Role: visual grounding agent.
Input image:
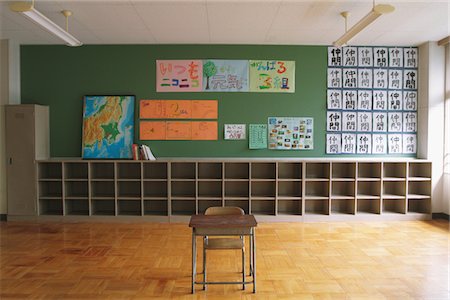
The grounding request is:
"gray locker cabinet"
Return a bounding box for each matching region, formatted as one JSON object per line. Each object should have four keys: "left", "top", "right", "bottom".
{"left": 5, "top": 105, "right": 49, "bottom": 216}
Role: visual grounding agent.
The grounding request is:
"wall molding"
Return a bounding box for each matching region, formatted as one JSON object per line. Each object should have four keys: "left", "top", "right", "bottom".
{"left": 432, "top": 213, "right": 450, "bottom": 221}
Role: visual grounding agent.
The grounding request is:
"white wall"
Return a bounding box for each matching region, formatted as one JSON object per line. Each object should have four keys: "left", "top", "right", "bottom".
{"left": 418, "top": 42, "right": 446, "bottom": 213}
{"left": 0, "top": 39, "right": 21, "bottom": 215}
{"left": 444, "top": 43, "right": 450, "bottom": 215}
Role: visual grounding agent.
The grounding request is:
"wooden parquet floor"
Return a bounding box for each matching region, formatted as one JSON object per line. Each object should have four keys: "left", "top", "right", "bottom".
{"left": 0, "top": 220, "right": 449, "bottom": 299}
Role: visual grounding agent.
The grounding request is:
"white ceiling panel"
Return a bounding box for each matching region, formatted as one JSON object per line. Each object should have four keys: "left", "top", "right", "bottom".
{"left": 0, "top": 0, "right": 448, "bottom": 46}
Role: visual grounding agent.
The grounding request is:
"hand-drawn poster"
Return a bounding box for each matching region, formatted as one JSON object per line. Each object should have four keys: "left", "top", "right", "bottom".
{"left": 373, "top": 69, "right": 388, "bottom": 89}
{"left": 156, "top": 60, "right": 203, "bottom": 92}
{"left": 140, "top": 100, "right": 217, "bottom": 119}
{"left": 403, "top": 91, "right": 417, "bottom": 111}
{"left": 327, "top": 90, "right": 342, "bottom": 109}
{"left": 343, "top": 90, "right": 357, "bottom": 110}
{"left": 388, "top": 69, "right": 403, "bottom": 90}
{"left": 249, "top": 60, "right": 295, "bottom": 92}
{"left": 343, "top": 68, "right": 358, "bottom": 88}
{"left": 326, "top": 134, "right": 341, "bottom": 154}
{"left": 249, "top": 124, "right": 268, "bottom": 149}
{"left": 166, "top": 121, "right": 192, "bottom": 140}
{"left": 403, "top": 70, "right": 417, "bottom": 89}
{"left": 358, "top": 47, "right": 373, "bottom": 66}
{"left": 358, "top": 69, "right": 373, "bottom": 89}
{"left": 224, "top": 124, "right": 246, "bottom": 140}
{"left": 388, "top": 134, "right": 402, "bottom": 154}
{"left": 357, "top": 112, "right": 372, "bottom": 132}
{"left": 192, "top": 100, "right": 218, "bottom": 119}
{"left": 374, "top": 47, "right": 388, "bottom": 67}
{"left": 357, "top": 134, "right": 372, "bottom": 154}
{"left": 388, "top": 91, "right": 403, "bottom": 110}
{"left": 268, "top": 117, "right": 313, "bottom": 150}
{"left": 373, "top": 91, "right": 387, "bottom": 110}
{"left": 358, "top": 90, "right": 372, "bottom": 110}
{"left": 343, "top": 47, "right": 358, "bottom": 67}
{"left": 342, "top": 112, "right": 357, "bottom": 132}
{"left": 202, "top": 60, "right": 248, "bottom": 92}
{"left": 342, "top": 133, "right": 356, "bottom": 154}
{"left": 373, "top": 112, "right": 387, "bottom": 132}
{"left": 372, "top": 134, "right": 387, "bottom": 154}
{"left": 404, "top": 48, "right": 418, "bottom": 68}
{"left": 140, "top": 121, "right": 166, "bottom": 140}
{"left": 327, "top": 68, "right": 342, "bottom": 88}
{"left": 403, "top": 112, "right": 417, "bottom": 132}
{"left": 328, "top": 47, "right": 342, "bottom": 66}
{"left": 327, "top": 111, "right": 341, "bottom": 132}
{"left": 389, "top": 48, "right": 403, "bottom": 68}
{"left": 388, "top": 112, "right": 402, "bottom": 132}
{"left": 403, "top": 134, "right": 417, "bottom": 154}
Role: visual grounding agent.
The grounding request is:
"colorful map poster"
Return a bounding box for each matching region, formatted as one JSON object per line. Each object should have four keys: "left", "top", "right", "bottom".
{"left": 156, "top": 60, "right": 203, "bottom": 92}
{"left": 249, "top": 60, "right": 295, "bottom": 93}
{"left": 140, "top": 100, "right": 217, "bottom": 119}
{"left": 249, "top": 124, "right": 267, "bottom": 149}
{"left": 202, "top": 60, "right": 249, "bottom": 92}
{"left": 268, "top": 117, "right": 313, "bottom": 150}
{"left": 82, "top": 95, "right": 135, "bottom": 159}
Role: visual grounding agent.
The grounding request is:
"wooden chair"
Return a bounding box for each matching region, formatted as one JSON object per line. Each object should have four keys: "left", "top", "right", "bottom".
{"left": 202, "top": 206, "right": 246, "bottom": 290}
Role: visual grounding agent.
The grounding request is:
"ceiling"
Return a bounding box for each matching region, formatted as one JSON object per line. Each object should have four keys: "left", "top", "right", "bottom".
{"left": 0, "top": 0, "right": 449, "bottom": 46}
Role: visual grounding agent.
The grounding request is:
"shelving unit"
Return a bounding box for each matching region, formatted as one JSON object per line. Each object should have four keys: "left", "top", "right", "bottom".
{"left": 33, "top": 159, "right": 432, "bottom": 221}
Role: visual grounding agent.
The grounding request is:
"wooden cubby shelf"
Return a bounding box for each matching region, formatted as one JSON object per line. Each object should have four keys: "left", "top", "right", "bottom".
{"left": 35, "top": 159, "right": 432, "bottom": 221}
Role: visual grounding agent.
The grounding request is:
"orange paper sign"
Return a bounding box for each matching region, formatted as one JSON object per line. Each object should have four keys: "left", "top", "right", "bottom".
{"left": 192, "top": 100, "right": 218, "bottom": 119}
{"left": 140, "top": 100, "right": 165, "bottom": 119}
{"left": 140, "top": 121, "right": 166, "bottom": 140}
{"left": 140, "top": 100, "right": 217, "bottom": 119}
{"left": 192, "top": 121, "right": 218, "bottom": 140}
{"left": 165, "top": 100, "right": 192, "bottom": 119}
{"left": 166, "top": 121, "right": 192, "bottom": 140}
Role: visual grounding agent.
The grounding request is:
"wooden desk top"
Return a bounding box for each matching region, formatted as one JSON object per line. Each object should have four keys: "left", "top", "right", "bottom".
{"left": 189, "top": 215, "right": 257, "bottom": 228}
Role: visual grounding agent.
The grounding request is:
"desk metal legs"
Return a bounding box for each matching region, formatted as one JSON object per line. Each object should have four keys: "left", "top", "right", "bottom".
{"left": 192, "top": 231, "right": 196, "bottom": 294}
{"left": 251, "top": 228, "right": 256, "bottom": 293}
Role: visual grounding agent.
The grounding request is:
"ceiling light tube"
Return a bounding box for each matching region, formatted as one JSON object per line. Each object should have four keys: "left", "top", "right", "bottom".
{"left": 333, "top": 4, "right": 394, "bottom": 47}
{"left": 9, "top": 1, "right": 82, "bottom": 47}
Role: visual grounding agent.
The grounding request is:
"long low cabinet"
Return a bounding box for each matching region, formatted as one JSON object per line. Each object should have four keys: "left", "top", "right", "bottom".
{"left": 34, "top": 159, "right": 432, "bottom": 222}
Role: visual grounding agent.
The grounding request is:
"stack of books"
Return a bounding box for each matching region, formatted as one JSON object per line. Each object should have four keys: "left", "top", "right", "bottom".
{"left": 132, "top": 144, "right": 156, "bottom": 160}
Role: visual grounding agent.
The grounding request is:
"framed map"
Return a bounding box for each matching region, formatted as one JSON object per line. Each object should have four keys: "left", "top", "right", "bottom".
{"left": 82, "top": 95, "right": 135, "bottom": 159}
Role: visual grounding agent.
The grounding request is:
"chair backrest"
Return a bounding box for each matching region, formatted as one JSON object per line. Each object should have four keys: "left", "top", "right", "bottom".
{"left": 205, "top": 206, "right": 244, "bottom": 216}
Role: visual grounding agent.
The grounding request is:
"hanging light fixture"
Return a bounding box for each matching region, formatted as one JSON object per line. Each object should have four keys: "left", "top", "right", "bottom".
{"left": 333, "top": 1, "right": 395, "bottom": 47}
{"left": 9, "top": 0, "right": 82, "bottom": 47}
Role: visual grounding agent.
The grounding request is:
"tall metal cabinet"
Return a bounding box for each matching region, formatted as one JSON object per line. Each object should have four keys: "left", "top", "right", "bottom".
{"left": 5, "top": 104, "right": 49, "bottom": 216}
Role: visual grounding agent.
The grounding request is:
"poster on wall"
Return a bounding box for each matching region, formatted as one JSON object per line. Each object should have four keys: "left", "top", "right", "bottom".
{"left": 156, "top": 60, "right": 203, "bottom": 92}
{"left": 249, "top": 60, "right": 295, "bottom": 93}
{"left": 268, "top": 117, "right": 313, "bottom": 150}
{"left": 249, "top": 124, "right": 267, "bottom": 149}
{"left": 82, "top": 95, "right": 135, "bottom": 159}
{"left": 202, "top": 60, "right": 249, "bottom": 92}
{"left": 224, "top": 124, "right": 246, "bottom": 140}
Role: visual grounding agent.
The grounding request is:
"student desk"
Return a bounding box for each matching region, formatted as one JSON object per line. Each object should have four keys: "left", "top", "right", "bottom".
{"left": 189, "top": 214, "right": 258, "bottom": 293}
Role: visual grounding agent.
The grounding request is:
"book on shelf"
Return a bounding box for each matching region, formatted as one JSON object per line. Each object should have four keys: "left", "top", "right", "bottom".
{"left": 135, "top": 144, "right": 156, "bottom": 160}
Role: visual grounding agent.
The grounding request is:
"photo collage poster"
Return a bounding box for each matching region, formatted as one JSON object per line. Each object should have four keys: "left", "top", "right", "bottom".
{"left": 268, "top": 117, "right": 314, "bottom": 150}
{"left": 326, "top": 46, "right": 418, "bottom": 155}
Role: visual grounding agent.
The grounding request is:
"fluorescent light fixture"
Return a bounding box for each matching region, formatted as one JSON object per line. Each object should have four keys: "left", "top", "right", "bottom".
{"left": 9, "top": 1, "right": 82, "bottom": 47}
{"left": 333, "top": 4, "right": 395, "bottom": 47}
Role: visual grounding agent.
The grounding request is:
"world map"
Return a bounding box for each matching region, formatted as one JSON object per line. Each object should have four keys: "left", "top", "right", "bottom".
{"left": 82, "top": 95, "right": 135, "bottom": 159}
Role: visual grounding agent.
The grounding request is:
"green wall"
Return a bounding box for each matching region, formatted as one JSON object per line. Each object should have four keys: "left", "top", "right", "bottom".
{"left": 21, "top": 45, "right": 327, "bottom": 157}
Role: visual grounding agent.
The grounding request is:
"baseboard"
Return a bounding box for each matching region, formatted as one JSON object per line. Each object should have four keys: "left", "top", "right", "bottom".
{"left": 0, "top": 214, "right": 7, "bottom": 221}
{"left": 432, "top": 213, "right": 450, "bottom": 221}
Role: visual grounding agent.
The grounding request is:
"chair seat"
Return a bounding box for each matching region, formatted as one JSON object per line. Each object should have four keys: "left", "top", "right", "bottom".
{"left": 204, "top": 238, "right": 244, "bottom": 249}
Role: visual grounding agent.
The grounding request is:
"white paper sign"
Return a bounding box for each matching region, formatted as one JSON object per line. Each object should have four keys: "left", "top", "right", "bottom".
{"left": 373, "top": 69, "right": 388, "bottom": 89}
{"left": 358, "top": 69, "right": 373, "bottom": 88}
{"left": 358, "top": 90, "right": 372, "bottom": 110}
{"left": 388, "top": 69, "right": 403, "bottom": 90}
{"left": 327, "top": 111, "right": 342, "bottom": 132}
{"left": 403, "top": 91, "right": 417, "bottom": 111}
{"left": 403, "top": 69, "right": 418, "bottom": 89}
{"left": 404, "top": 48, "right": 418, "bottom": 68}
{"left": 372, "top": 134, "right": 387, "bottom": 154}
{"left": 374, "top": 47, "right": 388, "bottom": 67}
{"left": 327, "top": 68, "right": 342, "bottom": 88}
{"left": 358, "top": 47, "right": 373, "bottom": 67}
{"left": 403, "top": 134, "right": 417, "bottom": 154}
{"left": 373, "top": 91, "right": 387, "bottom": 110}
{"left": 357, "top": 112, "right": 372, "bottom": 132}
{"left": 342, "top": 112, "right": 357, "bottom": 131}
{"left": 388, "top": 134, "right": 402, "bottom": 154}
{"left": 403, "top": 112, "right": 417, "bottom": 132}
{"left": 357, "top": 134, "right": 372, "bottom": 154}
{"left": 328, "top": 47, "right": 342, "bottom": 66}
{"left": 388, "top": 112, "right": 403, "bottom": 132}
{"left": 342, "top": 133, "right": 356, "bottom": 154}
{"left": 343, "top": 68, "right": 358, "bottom": 88}
{"left": 389, "top": 48, "right": 403, "bottom": 68}
{"left": 327, "top": 90, "right": 342, "bottom": 109}
{"left": 343, "top": 47, "right": 358, "bottom": 67}
{"left": 373, "top": 112, "right": 387, "bottom": 132}
{"left": 342, "top": 90, "right": 357, "bottom": 110}
{"left": 224, "top": 124, "right": 246, "bottom": 140}
{"left": 388, "top": 91, "right": 403, "bottom": 110}
{"left": 326, "top": 134, "right": 341, "bottom": 154}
